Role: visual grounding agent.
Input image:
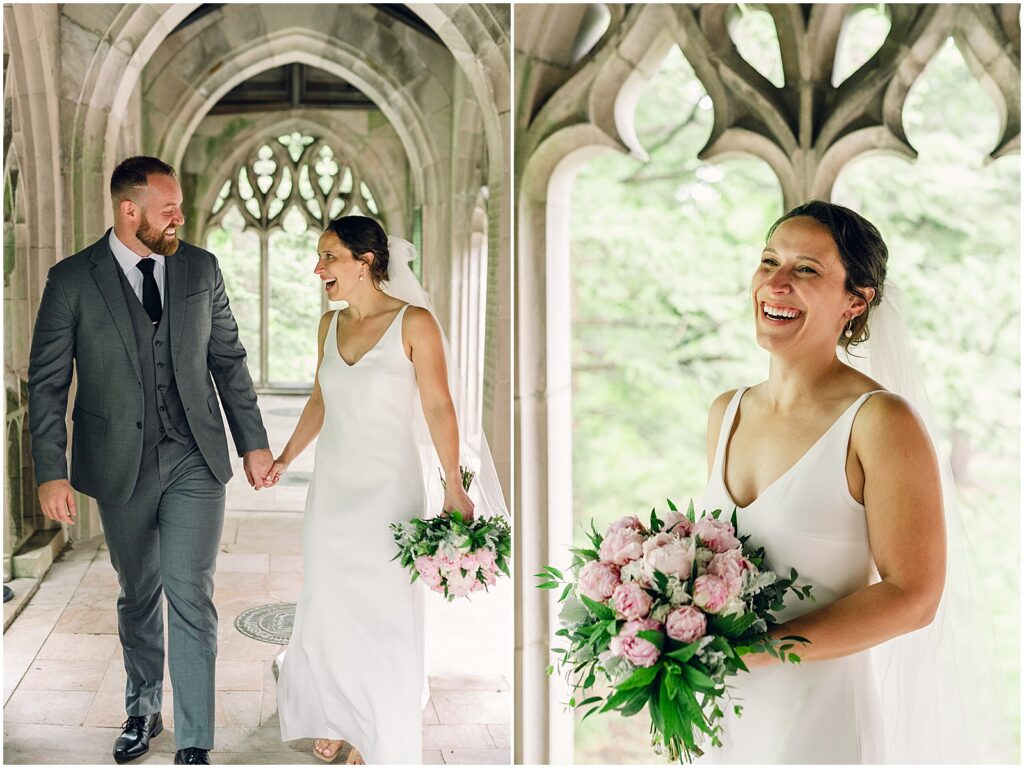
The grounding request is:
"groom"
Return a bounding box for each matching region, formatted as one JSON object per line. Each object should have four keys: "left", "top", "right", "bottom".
{"left": 28, "top": 156, "right": 273, "bottom": 765}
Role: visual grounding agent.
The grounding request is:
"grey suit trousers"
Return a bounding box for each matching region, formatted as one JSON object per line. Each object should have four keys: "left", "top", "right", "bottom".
{"left": 96, "top": 436, "right": 225, "bottom": 751}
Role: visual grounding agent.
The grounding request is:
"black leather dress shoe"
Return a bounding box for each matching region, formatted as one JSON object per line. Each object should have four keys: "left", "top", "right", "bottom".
{"left": 175, "top": 748, "right": 212, "bottom": 765}
{"left": 113, "top": 713, "right": 163, "bottom": 763}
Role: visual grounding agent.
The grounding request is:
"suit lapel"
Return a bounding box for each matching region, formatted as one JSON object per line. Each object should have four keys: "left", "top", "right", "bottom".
{"left": 90, "top": 232, "right": 142, "bottom": 382}
{"left": 166, "top": 245, "right": 187, "bottom": 363}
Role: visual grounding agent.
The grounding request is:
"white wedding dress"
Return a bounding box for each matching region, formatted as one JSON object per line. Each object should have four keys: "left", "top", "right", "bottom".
{"left": 277, "top": 305, "right": 424, "bottom": 764}
{"left": 697, "top": 387, "right": 885, "bottom": 764}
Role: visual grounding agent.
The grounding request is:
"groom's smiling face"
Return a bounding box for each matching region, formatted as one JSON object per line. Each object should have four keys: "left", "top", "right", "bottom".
{"left": 120, "top": 173, "right": 185, "bottom": 256}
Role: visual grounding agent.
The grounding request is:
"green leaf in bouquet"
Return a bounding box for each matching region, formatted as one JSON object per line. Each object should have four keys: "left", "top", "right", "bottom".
{"left": 652, "top": 570, "right": 669, "bottom": 594}
{"left": 663, "top": 665, "right": 681, "bottom": 700}
{"left": 788, "top": 653, "right": 802, "bottom": 664}
{"left": 686, "top": 499, "right": 696, "bottom": 523}
{"left": 619, "top": 687, "right": 650, "bottom": 717}
{"left": 576, "top": 695, "right": 602, "bottom": 709}
{"left": 568, "top": 546, "right": 599, "bottom": 562}
{"left": 681, "top": 664, "right": 717, "bottom": 693}
{"left": 649, "top": 508, "right": 662, "bottom": 533}
{"left": 581, "top": 705, "right": 603, "bottom": 722}
{"left": 616, "top": 663, "right": 661, "bottom": 691}
{"left": 711, "top": 507, "right": 722, "bottom": 520}
{"left": 601, "top": 684, "right": 646, "bottom": 712}
{"left": 667, "top": 499, "right": 678, "bottom": 513}
{"left": 497, "top": 558, "right": 511, "bottom": 577}
{"left": 558, "top": 597, "right": 589, "bottom": 625}
{"left": 580, "top": 595, "right": 615, "bottom": 620}
{"left": 731, "top": 507, "right": 738, "bottom": 531}
{"left": 664, "top": 640, "right": 702, "bottom": 664}
{"left": 780, "top": 634, "right": 811, "bottom": 645}
{"left": 536, "top": 582, "right": 560, "bottom": 589}
{"left": 540, "top": 565, "right": 565, "bottom": 580}
{"left": 707, "top": 611, "right": 758, "bottom": 639}
{"left": 559, "top": 583, "right": 573, "bottom": 602}
{"left": 636, "top": 629, "right": 665, "bottom": 650}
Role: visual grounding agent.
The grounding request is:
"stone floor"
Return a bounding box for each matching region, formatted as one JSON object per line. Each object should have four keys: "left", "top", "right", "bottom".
{"left": 3, "top": 395, "right": 511, "bottom": 764}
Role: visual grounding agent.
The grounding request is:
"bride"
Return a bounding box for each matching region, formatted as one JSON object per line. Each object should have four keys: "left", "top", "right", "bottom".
{"left": 698, "top": 201, "right": 946, "bottom": 762}
{"left": 265, "top": 216, "right": 475, "bottom": 764}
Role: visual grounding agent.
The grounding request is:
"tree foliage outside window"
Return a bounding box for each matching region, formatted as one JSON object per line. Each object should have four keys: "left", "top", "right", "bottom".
{"left": 570, "top": 11, "right": 1019, "bottom": 762}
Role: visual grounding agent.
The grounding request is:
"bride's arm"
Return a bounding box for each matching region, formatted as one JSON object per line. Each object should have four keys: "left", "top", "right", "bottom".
{"left": 747, "top": 393, "right": 946, "bottom": 667}
{"left": 405, "top": 307, "right": 474, "bottom": 518}
{"left": 705, "top": 389, "right": 739, "bottom": 477}
{"left": 265, "top": 311, "right": 333, "bottom": 483}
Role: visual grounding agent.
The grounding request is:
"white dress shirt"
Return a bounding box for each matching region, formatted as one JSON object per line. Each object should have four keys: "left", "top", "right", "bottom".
{"left": 109, "top": 230, "right": 166, "bottom": 306}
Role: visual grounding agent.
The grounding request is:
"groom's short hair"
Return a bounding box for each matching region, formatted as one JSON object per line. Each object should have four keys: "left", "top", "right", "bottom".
{"left": 110, "top": 156, "right": 177, "bottom": 203}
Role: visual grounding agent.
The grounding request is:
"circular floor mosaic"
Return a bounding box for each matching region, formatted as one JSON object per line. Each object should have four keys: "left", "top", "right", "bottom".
{"left": 234, "top": 603, "right": 295, "bottom": 644}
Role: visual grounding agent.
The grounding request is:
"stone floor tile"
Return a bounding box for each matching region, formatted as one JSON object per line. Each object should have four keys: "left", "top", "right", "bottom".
{"left": 429, "top": 674, "right": 510, "bottom": 692}
{"left": 422, "top": 699, "right": 440, "bottom": 724}
{"left": 487, "top": 723, "right": 511, "bottom": 749}
{"left": 3, "top": 688, "right": 95, "bottom": 725}
{"left": 269, "top": 554, "right": 303, "bottom": 573}
{"left": 422, "top": 750, "right": 446, "bottom": 764}
{"left": 3, "top": 654, "right": 34, "bottom": 705}
{"left": 214, "top": 571, "right": 269, "bottom": 593}
{"left": 36, "top": 632, "right": 121, "bottom": 662}
{"left": 422, "top": 724, "right": 494, "bottom": 749}
{"left": 100, "top": 658, "right": 128, "bottom": 692}
{"left": 214, "top": 690, "right": 262, "bottom": 728}
{"left": 431, "top": 690, "right": 511, "bottom": 725}
{"left": 60, "top": 586, "right": 121, "bottom": 609}
{"left": 3, "top": 722, "right": 121, "bottom": 753}
{"left": 78, "top": 563, "right": 121, "bottom": 589}
{"left": 442, "top": 747, "right": 510, "bottom": 764}
{"left": 211, "top": 725, "right": 294, "bottom": 753}
{"left": 18, "top": 658, "right": 109, "bottom": 691}
{"left": 3, "top": 604, "right": 65, "bottom": 659}
{"left": 215, "top": 552, "right": 271, "bottom": 573}
{"left": 4, "top": 749, "right": 117, "bottom": 764}
{"left": 215, "top": 660, "right": 264, "bottom": 691}
{"left": 267, "top": 571, "right": 302, "bottom": 593}
{"left": 54, "top": 604, "right": 121, "bottom": 634}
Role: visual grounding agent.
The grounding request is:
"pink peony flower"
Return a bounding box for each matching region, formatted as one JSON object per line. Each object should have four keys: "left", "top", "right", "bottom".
{"left": 665, "top": 605, "right": 707, "bottom": 643}
{"left": 692, "top": 574, "right": 730, "bottom": 614}
{"left": 607, "top": 515, "right": 645, "bottom": 534}
{"left": 436, "top": 552, "right": 460, "bottom": 574}
{"left": 642, "top": 532, "right": 696, "bottom": 581}
{"left": 661, "top": 511, "right": 691, "bottom": 537}
{"left": 610, "top": 618, "right": 662, "bottom": 667}
{"left": 414, "top": 555, "right": 443, "bottom": 588}
{"left": 599, "top": 527, "right": 645, "bottom": 565}
{"left": 707, "top": 549, "right": 754, "bottom": 597}
{"left": 474, "top": 548, "right": 498, "bottom": 571}
{"left": 612, "top": 582, "right": 653, "bottom": 621}
{"left": 446, "top": 567, "right": 478, "bottom": 598}
{"left": 692, "top": 517, "right": 741, "bottom": 554}
{"left": 577, "top": 561, "right": 621, "bottom": 602}
{"left": 460, "top": 552, "right": 480, "bottom": 573}
{"left": 482, "top": 564, "right": 498, "bottom": 586}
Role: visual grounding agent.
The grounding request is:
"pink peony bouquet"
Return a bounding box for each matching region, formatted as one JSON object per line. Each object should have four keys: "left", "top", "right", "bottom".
{"left": 391, "top": 467, "right": 510, "bottom": 601}
{"left": 538, "top": 501, "right": 814, "bottom": 762}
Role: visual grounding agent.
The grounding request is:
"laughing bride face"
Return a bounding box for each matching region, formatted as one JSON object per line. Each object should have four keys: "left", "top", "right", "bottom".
{"left": 751, "top": 213, "right": 878, "bottom": 357}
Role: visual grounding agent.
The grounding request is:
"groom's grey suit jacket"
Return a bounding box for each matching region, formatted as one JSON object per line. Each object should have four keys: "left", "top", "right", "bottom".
{"left": 28, "top": 230, "right": 268, "bottom": 504}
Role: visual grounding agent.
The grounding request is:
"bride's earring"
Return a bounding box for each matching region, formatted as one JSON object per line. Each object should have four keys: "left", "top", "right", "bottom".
{"left": 844, "top": 317, "right": 854, "bottom": 339}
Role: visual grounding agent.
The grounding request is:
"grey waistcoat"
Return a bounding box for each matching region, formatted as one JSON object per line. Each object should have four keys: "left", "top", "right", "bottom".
{"left": 116, "top": 261, "right": 194, "bottom": 454}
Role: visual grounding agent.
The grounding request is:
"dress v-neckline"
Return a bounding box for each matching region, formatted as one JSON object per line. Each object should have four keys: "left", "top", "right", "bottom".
{"left": 720, "top": 389, "right": 871, "bottom": 511}
{"left": 335, "top": 306, "right": 406, "bottom": 368}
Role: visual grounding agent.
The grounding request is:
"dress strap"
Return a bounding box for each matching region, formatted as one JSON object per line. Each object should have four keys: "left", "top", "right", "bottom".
{"left": 712, "top": 388, "right": 747, "bottom": 479}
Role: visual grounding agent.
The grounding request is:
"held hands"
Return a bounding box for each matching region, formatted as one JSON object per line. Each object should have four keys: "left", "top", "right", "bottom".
{"left": 263, "top": 457, "right": 289, "bottom": 488}
{"left": 442, "top": 484, "right": 475, "bottom": 521}
{"left": 243, "top": 448, "right": 275, "bottom": 490}
{"left": 38, "top": 479, "right": 77, "bottom": 525}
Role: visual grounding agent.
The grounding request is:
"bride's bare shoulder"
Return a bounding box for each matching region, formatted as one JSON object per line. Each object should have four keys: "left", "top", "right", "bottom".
{"left": 706, "top": 389, "right": 741, "bottom": 459}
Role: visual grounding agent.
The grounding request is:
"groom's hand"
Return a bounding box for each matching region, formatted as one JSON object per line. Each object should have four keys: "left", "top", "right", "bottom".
{"left": 38, "top": 479, "right": 77, "bottom": 525}
{"left": 243, "top": 448, "right": 274, "bottom": 490}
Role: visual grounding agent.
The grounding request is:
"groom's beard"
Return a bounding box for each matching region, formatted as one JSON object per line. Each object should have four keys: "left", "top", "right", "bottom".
{"left": 137, "top": 212, "right": 180, "bottom": 256}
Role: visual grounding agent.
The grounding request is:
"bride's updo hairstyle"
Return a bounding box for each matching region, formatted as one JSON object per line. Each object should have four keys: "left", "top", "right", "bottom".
{"left": 766, "top": 200, "right": 888, "bottom": 350}
{"left": 325, "top": 215, "right": 390, "bottom": 286}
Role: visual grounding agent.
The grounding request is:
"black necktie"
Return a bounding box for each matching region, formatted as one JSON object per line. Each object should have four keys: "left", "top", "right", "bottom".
{"left": 136, "top": 259, "right": 162, "bottom": 325}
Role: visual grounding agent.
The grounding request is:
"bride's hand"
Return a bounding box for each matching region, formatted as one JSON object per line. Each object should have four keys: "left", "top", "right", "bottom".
{"left": 442, "top": 486, "right": 475, "bottom": 521}
{"left": 265, "top": 457, "right": 289, "bottom": 487}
